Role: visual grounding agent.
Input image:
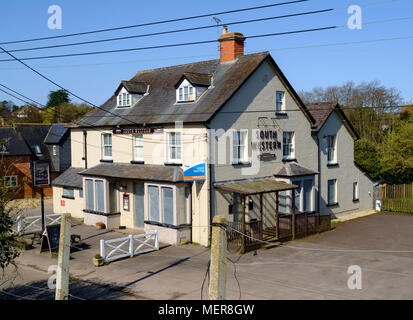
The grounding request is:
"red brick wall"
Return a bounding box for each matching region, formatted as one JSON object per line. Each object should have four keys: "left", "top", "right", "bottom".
{"left": 219, "top": 32, "right": 245, "bottom": 62}
{"left": 2, "top": 156, "right": 58, "bottom": 199}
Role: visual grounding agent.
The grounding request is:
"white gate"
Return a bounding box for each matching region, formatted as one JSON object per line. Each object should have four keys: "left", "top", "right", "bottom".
{"left": 100, "top": 231, "right": 159, "bottom": 263}
{"left": 14, "top": 213, "right": 62, "bottom": 235}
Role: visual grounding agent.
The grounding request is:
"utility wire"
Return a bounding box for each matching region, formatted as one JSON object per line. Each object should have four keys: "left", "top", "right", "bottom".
{"left": 0, "top": 46, "right": 141, "bottom": 127}
{"left": 0, "top": 26, "right": 337, "bottom": 62}
{"left": 2, "top": 9, "right": 333, "bottom": 54}
{"left": 0, "top": 0, "right": 309, "bottom": 45}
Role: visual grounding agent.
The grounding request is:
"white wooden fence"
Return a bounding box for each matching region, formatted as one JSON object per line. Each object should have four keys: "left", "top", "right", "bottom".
{"left": 100, "top": 231, "right": 159, "bottom": 263}
{"left": 14, "top": 214, "right": 62, "bottom": 235}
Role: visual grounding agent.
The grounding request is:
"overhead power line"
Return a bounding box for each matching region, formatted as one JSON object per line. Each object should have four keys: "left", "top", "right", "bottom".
{"left": 0, "top": 45, "right": 141, "bottom": 126}
{"left": 2, "top": 9, "right": 333, "bottom": 54}
{"left": 0, "top": 26, "right": 336, "bottom": 62}
{"left": 0, "top": 0, "right": 308, "bottom": 45}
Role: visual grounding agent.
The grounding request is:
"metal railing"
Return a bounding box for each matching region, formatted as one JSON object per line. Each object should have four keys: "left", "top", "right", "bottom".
{"left": 100, "top": 231, "right": 159, "bottom": 263}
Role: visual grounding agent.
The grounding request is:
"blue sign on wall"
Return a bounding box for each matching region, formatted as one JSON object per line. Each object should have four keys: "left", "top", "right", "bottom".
{"left": 184, "top": 163, "right": 206, "bottom": 182}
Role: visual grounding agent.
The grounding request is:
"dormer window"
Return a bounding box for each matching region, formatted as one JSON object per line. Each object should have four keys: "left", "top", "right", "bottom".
{"left": 34, "top": 145, "right": 42, "bottom": 155}
{"left": 118, "top": 93, "right": 131, "bottom": 107}
{"left": 178, "top": 86, "right": 194, "bottom": 102}
{"left": 115, "top": 80, "right": 147, "bottom": 108}
{"left": 175, "top": 72, "right": 212, "bottom": 104}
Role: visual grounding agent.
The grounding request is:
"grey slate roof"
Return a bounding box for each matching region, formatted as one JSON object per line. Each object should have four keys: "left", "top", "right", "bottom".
{"left": 44, "top": 124, "right": 69, "bottom": 144}
{"left": 214, "top": 178, "right": 298, "bottom": 196}
{"left": 273, "top": 162, "right": 319, "bottom": 177}
{"left": 306, "top": 102, "right": 360, "bottom": 139}
{"left": 52, "top": 167, "right": 84, "bottom": 189}
{"left": 15, "top": 124, "right": 51, "bottom": 160}
{"left": 79, "top": 163, "right": 184, "bottom": 182}
{"left": 72, "top": 52, "right": 272, "bottom": 127}
{"left": 306, "top": 102, "right": 337, "bottom": 131}
{"left": 0, "top": 128, "right": 32, "bottom": 156}
{"left": 177, "top": 72, "right": 212, "bottom": 87}
{"left": 115, "top": 81, "right": 148, "bottom": 95}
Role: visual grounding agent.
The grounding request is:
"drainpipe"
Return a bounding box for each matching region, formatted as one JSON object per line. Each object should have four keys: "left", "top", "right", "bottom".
{"left": 317, "top": 135, "right": 321, "bottom": 215}
{"left": 83, "top": 130, "right": 88, "bottom": 169}
{"left": 205, "top": 124, "right": 213, "bottom": 245}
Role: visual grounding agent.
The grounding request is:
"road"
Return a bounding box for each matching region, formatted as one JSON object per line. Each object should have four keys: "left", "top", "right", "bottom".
{"left": 0, "top": 265, "right": 140, "bottom": 300}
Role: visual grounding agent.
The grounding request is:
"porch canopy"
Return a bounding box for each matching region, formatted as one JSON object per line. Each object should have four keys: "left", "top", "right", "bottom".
{"left": 214, "top": 178, "right": 299, "bottom": 252}
{"left": 79, "top": 163, "right": 184, "bottom": 182}
{"left": 214, "top": 178, "right": 298, "bottom": 195}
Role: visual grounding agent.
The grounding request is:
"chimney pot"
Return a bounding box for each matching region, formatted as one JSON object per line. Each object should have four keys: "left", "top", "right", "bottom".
{"left": 218, "top": 30, "right": 245, "bottom": 63}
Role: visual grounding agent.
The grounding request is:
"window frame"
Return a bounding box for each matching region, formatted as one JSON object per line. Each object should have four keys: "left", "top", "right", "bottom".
{"left": 102, "top": 133, "right": 113, "bottom": 160}
{"left": 117, "top": 92, "right": 132, "bottom": 108}
{"left": 327, "top": 179, "right": 338, "bottom": 206}
{"left": 177, "top": 85, "right": 195, "bottom": 103}
{"left": 62, "top": 187, "right": 75, "bottom": 199}
{"left": 232, "top": 130, "right": 248, "bottom": 164}
{"left": 276, "top": 91, "right": 286, "bottom": 114}
{"left": 84, "top": 178, "right": 107, "bottom": 214}
{"left": 282, "top": 132, "right": 295, "bottom": 160}
{"left": 133, "top": 134, "right": 144, "bottom": 162}
{"left": 353, "top": 182, "right": 359, "bottom": 201}
{"left": 327, "top": 135, "right": 337, "bottom": 165}
{"left": 4, "top": 175, "right": 18, "bottom": 188}
{"left": 167, "top": 132, "right": 182, "bottom": 163}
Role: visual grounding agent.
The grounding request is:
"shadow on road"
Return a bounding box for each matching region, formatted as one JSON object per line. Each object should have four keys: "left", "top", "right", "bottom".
{"left": 0, "top": 278, "right": 137, "bottom": 300}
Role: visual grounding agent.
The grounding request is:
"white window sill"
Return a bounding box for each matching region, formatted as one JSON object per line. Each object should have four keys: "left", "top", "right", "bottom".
{"left": 327, "top": 162, "right": 338, "bottom": 166}
{"left": 282, "top": 156, "right": 296, "bottom": 161}
{"left": 232, "top": 160, "right": 251, "bottom": 165}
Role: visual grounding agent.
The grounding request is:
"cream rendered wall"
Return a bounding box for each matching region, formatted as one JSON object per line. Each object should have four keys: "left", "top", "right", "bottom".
{"left": 52, "top": 186, "right": 84, "bottom": 219}
{"left": 71, "top": 125, "right": 208, "bottom": 168}
{"left": 72, "top": 124, "right": 210, "bottom": 246}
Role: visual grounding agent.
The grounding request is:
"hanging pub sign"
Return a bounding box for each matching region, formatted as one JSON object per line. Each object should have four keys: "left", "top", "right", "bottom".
{"left": 33, "top": 161, "right": 51, "bottom": 186}
{"left": 112, "top": 127, "right": 163, "bottom": 135}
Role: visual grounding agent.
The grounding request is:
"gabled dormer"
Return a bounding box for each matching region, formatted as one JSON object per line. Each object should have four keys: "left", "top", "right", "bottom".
{"left": 175, "top": 72, "right": 212, "bottom": 103}
{"left": 115, "top": 81, "right": 148, "bottom": 108}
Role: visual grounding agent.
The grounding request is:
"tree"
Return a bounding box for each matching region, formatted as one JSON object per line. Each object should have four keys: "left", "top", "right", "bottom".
{"left": 46, "top": 90, "right": 70, "bottom": 108}
{"left": 299, "top": 80, "right": 404, "bottom": 143}
{"left": 354, "top": 139, "right": 382, "bottom": 182}
{"left": 42, "top": 103, "right": 93, "bottom": 123}
{"left": 380, "top": 112, "right": 413, "bottom": 184}
{"left": 0, "top": 143, "right": 21, "bottom": 274}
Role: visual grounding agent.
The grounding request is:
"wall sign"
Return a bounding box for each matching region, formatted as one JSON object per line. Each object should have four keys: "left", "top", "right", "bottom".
{"left": 113, "top": 128, "right": 163, "bottom": 135}
{"left": 60, "top": 200, "right": 65, "bottom": 207}
{"left": 33, "top": 161, "right": 51, "bottom": 186}
{"left": 184, "top": 163, "right": 206, "bottom": 182}
{"left": 123, "top": 194, "right": 130, "bottom": 211}
{"left": 255, "top": 130, "right": 281, "bottom": 161}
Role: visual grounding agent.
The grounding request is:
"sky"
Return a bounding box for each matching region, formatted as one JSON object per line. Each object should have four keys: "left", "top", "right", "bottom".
{"left": 0, "top": 0, "right": 412, "bottom": 107}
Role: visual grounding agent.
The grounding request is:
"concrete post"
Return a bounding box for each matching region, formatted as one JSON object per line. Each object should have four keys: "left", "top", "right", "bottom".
{"left": 129, "top": 234, "right": 134, "bottom": 257}
{"left": 208, "top": 215, "right": 227, "bottom": 300}
{"left": 55, "top": 213, "right": 71, "bottom": 300}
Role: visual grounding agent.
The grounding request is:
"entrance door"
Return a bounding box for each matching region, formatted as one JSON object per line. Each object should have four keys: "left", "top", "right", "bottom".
{"left": 133, "top": 182, "right": 145, "bottom": 228}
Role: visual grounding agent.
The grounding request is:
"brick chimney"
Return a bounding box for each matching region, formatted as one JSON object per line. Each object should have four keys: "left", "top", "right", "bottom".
{"left": 218, "top": 26, "right": 245, "bottom": 62}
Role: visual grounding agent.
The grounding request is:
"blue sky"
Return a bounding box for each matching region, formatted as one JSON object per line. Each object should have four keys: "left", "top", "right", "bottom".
{"left": 0, "top": 0, "right": 412, "bottom": 107}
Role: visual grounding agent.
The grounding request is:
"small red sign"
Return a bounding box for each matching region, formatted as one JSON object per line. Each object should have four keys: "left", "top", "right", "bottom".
{"left": 61, "top": 200, "right": 65, "bottom": 207}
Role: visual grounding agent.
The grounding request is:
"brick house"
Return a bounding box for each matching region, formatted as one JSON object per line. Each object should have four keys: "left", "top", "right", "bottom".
{"left": 0, "top": 124, "right": 71, "bottom": 199}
